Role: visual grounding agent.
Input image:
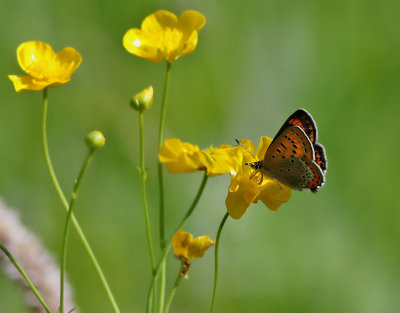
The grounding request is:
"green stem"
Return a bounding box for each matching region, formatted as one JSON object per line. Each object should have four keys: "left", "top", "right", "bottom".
{"left": 0, "top": 244, "right": 53, "bottom": 313}
{"left": 163, "top": 263, "right": 184, "bottom": 313}
{"left": 158, "top": 61, "right": 172, "bottom": 249}
{"left": 138, "top": 111, "right": 157, "bottom": 312}
{"left": 41, "top": 88, "right": 121, "bottom": 313}
{"left": 210, "top": 212, "right": 229, "bottom": 313}
{"left": 139, "top": 112, "right": 156, "bottom": 269}
{"left": 147, "top": 173, "right": 209, "bottom": 313}
{"left": 157, "top": 61, "right": 172, "bottom": 313}
{"left": 59, "top": 150, "right": 94, "bottom": 313}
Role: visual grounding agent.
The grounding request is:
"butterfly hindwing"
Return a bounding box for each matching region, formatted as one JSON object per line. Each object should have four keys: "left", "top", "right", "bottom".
{"left": 313, "top": 143, "right": 327, "bottom": 173}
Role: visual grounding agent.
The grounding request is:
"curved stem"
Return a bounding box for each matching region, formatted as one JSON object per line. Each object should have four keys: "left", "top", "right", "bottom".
{"left": 157, "top": 61, "right": 172, "bottom": 313}
{"left": 41, "top": 89, "right": 121, "bottom": 313}
{"left": 0, "top": 244, "right": 53, "bottom": 313}
{"left": 147, "top": 173, "right": 209, "bottom": 313}
{"left": 163, "top": 263, "right": 184, "bottom": 313}
{"left": 59, "top": 150, "right": 94, "bottom": 313}
{"left": 138, "top": 111, "right": 156, "bottom": 312}
{"left": 210, "top": 212, "right": 229, "bottom": 313}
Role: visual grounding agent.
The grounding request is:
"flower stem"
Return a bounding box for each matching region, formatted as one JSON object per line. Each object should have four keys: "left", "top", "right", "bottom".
{"left": 157, "top": 61, "right": 172, "bottom": 313}
{"left": 158, "top": 61, "right": 172, "bottom": 248}
{"left": 163, "top": 263, "right": 184, "bottom": 313}
{"left": 210, "top": 212, "right": 229, "bottom": 313}
{"left": 139, "top": 112, "right": 156, "bottom": 269}
{"left": 59, "top": 150, "right": 94, "bottom": 313}
{"left": 147, "top": 173, "right": 209, "bottom": 313}
{"left": 0, "top": 244, "right": 53, "bottom": 313}
{"left": 138, "top": 111, "right": 157, "bottom": 312}
{"left": 41, "top": 88, "right": 121, "bottom": 313}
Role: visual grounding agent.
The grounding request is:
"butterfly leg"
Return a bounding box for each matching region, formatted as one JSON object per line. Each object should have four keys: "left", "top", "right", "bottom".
{"left": 274, "top": 178, "right": 283, "bottom": 190}
{"left": 258, "top": 172, "right": 264, "bottom": 185}
{"left": 249, "top": 169, "right": 260, "bottom": 180}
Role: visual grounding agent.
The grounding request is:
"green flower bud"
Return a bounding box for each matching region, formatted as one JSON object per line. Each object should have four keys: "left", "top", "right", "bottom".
{"left": 130, "top": 86, "right": 153, "bottom": 112}
{"left": 86, "top": 130, "right": 105, "bottom": 151}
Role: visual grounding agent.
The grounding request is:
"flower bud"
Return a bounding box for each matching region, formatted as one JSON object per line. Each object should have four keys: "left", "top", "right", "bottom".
{"left": 130, "top": 86, "right": 153, "bottom": 112}
{"left": 86, "top": 130, "right": 105, "bottom": 151}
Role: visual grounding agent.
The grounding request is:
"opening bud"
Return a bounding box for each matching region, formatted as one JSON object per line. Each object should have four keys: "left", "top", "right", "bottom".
{"left": 86, "top": 130, "right": 105, "bottom": 151}
{"left": 130, "top": 86, "right": 153, "bottom": 112}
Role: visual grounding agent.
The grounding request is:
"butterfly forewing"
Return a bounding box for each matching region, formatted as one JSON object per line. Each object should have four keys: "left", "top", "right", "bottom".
{"left": 275, "top": 109, "right": 318, "bottom": 144}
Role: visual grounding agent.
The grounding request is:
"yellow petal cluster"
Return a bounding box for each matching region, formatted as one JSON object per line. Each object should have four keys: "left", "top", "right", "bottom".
{"left": 226, "top": 137, "right": 292, "bottom": 219}
{"left": 159, "top": 138, "right": 242, "bottom": 176}
{"left": 8, "top": 41, "right": 82, "bottom": 92}
{"left": 123, "top": 10, "right": 206, "bottom": 63}
{"left": 173, "top": 230, "right": 215, "bottom": 259}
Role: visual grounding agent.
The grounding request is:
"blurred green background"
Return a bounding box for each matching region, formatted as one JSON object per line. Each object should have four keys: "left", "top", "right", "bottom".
{"left": 1, "top": 0, "right": 399, "bottom": 312}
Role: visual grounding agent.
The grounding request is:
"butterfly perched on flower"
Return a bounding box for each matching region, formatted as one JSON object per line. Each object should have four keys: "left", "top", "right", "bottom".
{"left": 245, "top": 109, "right": 327, "bottom": 192}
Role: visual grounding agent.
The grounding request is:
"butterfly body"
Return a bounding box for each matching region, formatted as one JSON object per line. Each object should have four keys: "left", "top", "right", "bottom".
{"left": 247, "top": 109, "right": 327, "bottom": 192}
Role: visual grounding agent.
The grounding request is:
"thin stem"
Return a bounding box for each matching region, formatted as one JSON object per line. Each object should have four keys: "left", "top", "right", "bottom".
{"left": 210, "top": 212, "right": 229, "bottom": 313}
{"left": 157, "top": 61, "right": 172, "bottom": 313}
{"left": 147, "top": 173, "right": 209, "bottom": 313}
{"left": 139, "top": 112, "right": 156, "bottom": 269}
{"left": 0, "top": 244, "right": 53, "bottom": 313}
{"left": 163, "top": 263, "right": 184, "bottom": 313}
{"left": 158, "top": 61, "right": 172, "bottom": 249}
{"left": 41, "top": 88, "right": 121, "bottom": 313}
{"left": 59, "top": 150, "right": 94, "bottom": 313}
{"left": 138, "top": 111, "right": 157, "bottom": 312}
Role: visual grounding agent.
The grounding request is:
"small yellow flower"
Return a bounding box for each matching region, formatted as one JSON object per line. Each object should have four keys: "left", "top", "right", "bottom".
{"left": 159, "top": 138, "right": 242, "bottom": 176}
{"left": 123, "top": 10, "right": 206, "bottom": 63}
{"left": 226, "top": 137, "right": 292, "bottom": 219}
{"left": 8, "top": 41, "right": 82, "bottom": 92}
{"left": 173, "top": 230, "right": 215, "bottom": 259}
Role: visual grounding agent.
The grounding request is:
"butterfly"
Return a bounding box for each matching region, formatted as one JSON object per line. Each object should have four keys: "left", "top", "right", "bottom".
{"left": 244, "top": 109, "right": 327, "bottom": 192}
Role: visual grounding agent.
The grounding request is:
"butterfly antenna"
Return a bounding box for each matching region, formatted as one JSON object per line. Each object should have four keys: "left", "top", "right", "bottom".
{"left": 235, "top": 138, "right": 258, "bottom": 162}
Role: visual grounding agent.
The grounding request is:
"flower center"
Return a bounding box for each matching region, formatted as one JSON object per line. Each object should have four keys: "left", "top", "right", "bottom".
{"left": 154, "top": 28, "right": 183, "bottom": 55}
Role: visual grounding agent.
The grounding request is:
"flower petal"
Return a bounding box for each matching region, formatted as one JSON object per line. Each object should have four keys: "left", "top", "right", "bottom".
{"left": 255, "top": 136, "right": 272, "bottom": 161}
{"left": 258, "top": 182, "right": 292, "bottom": 211}
{"left": 207, "top": 147, "right": 242, "bottom": 177}
{"left": 123, "top": 28, "right": 164, "bottom": 63}
{"left": 173, "top": 230, "right": 215, "bottom": 259}
{"left": 159, "top": 138, "right": 202, "bottom": 173}
{"left": 187, "top": 235, "right": 215, "bottom": 259}
{"left": 178, "top": 11, "right": 206, "bottom": 35}
{"left": 173, "top": 230, "right": 192, "bottom": 259}
{"left": 142, "top": 10, "right": 177, "bottom": 33}
{"left": 55, "top": 47, "right": 82, "bottom": 80}
{"left": 17, "top": 41, "right": 56, "bottom": 79}
{"left": 173, "top": 31, "right": 198, "bottom": 60}
{"left": 225, "top": 178, "right": 260, "bottom": 219}
{"left": 8, "top": 75, "right": 49, "bottom": 92}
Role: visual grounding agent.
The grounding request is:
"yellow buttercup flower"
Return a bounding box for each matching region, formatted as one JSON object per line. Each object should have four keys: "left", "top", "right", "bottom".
{"left": 226, "top": 137, "right": 292, "bottom": 219}
{"left": 8, "top": 41, "right": 82, "bottom": 92}
{"left": 123, "top": 10, "right": 206, "bottom": 63}
{"left": 159, "top": 138, "right": 242, "bottom": 176}
{"left": 173, "top": 230, "right": 215, "bottom": 259}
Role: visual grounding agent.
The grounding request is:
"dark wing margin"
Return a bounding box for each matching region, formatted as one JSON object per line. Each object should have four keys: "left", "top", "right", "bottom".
{"left": 273, "top": 109, "right": 318, "bottom": 144}
{"left": 314, "top": 143, "right": 327, "bottom": 173}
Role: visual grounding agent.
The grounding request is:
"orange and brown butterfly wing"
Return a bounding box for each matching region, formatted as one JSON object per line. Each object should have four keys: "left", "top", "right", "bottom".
{"left": 262, "top": 126, "right": 324, "bottom": 191}
{"left": 274, "top": 108, "right": 327, "bottom": 176}
{"left": 274, "top": 109, "right": 318, "bottom": 144}
{"left": 314, "top": 143, "right": 327, "bottom": 173}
